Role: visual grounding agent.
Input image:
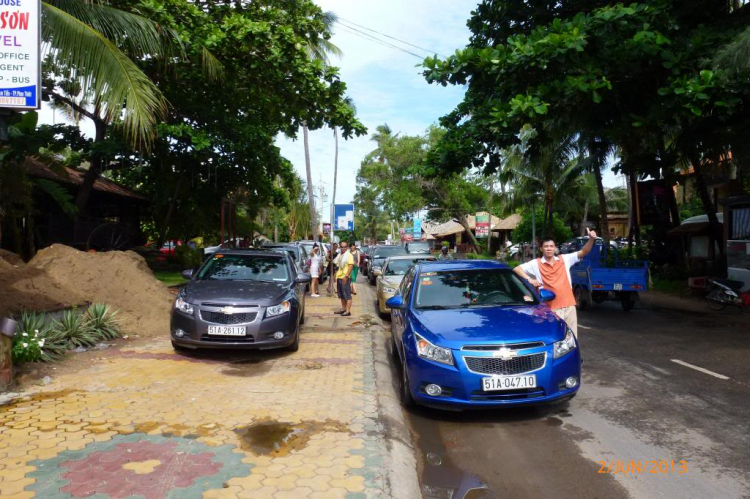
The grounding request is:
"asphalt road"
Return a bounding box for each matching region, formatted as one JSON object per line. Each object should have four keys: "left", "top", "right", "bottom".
{"left": 378, "top": 290, "right": 750, "bottom": 499}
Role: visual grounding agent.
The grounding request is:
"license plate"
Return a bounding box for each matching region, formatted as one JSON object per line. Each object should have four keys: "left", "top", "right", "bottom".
{"left": 613, "top": 283, "right": 623, "bottom": 290}
{"left": 207, "top": 326, "right": 246, "bottom": 336}
{"left": 482, "top": 375, "right": 536, "bottom": 391}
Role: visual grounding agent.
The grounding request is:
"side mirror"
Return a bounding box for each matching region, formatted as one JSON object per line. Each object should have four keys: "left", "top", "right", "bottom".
{"left": 386, "top": 295, "right": 405, "bottom": 309}
{"left": 181, "top": 269, "right": 195, "bottom": 280}
{"left": 295, "top": 273, "right": 312, "bottom": 284}
{"left": 539, "top": 289, "right": 556, "bottom": 302}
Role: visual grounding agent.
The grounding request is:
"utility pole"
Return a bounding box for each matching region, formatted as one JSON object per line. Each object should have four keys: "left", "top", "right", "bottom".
{"left": 487, "top": 174, "right": 494, "bottom": 255}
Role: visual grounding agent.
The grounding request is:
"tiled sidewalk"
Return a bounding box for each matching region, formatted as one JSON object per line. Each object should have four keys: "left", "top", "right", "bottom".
{"left": 0, "top": 285, "right": 391, "bottom": 498}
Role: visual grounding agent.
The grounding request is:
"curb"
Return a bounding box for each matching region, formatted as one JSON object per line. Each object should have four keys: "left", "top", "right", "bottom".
{"left": 368, "top": 304, "right": 421, "bottom": 498}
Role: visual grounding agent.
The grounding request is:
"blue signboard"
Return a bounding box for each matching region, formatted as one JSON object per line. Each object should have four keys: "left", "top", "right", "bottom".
{"left": 0, "top": 1, "right": 41, "bottom": 110}
{"left": 413, "top": 216, "right": 422, "bottom": 240}
{"left": 334, "top": 204, "right": 355, "bottom": 231}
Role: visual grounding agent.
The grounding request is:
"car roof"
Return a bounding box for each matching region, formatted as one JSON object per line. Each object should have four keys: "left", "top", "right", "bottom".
{"left": 211, "top": 249, "right": 286, "bottom": 258}
{"left": 416, "top": 260, "right": 509, "bottom": 272}
{"left": 386, "top": 255, "right": 436, "bottom": 261}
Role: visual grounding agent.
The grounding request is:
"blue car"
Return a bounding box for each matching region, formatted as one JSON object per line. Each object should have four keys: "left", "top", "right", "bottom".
{"left": 386, "top": 260, "right": 580, "bottom": 409}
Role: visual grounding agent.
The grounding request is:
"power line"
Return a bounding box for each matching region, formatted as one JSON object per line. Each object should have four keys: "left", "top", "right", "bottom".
{"left": 334, "top": 23, "right": 425, "bottom": 60}
{"left": 336, "top": 17, "right": 447, "bottom": 58}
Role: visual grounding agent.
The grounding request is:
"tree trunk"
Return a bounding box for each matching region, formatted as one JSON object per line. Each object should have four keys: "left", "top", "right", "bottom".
{"left": 332, "top": 127, "right": 338, "bottom": 242}
{"left": 75, "top": 120, "right": 107, "bottom": 213}
{"left": 487, "top": 176, "right": 494, "bottom": 254}
{"left": 302, "top": 124, "right": 318, "bottom": 241}
{"left": 457, "top": 214, "right": 480, "bottom": 252}
{"left": 159, "top": 176, "right": 183, "bottom": 247}
{"left": 593, "top": 163, "right": 610, "bottom": 247}
{"left": 691, "top": 158, "right": 724, "bottom": 258}
{"left": 581, "top": 199, "right": 589, "bottom": 236}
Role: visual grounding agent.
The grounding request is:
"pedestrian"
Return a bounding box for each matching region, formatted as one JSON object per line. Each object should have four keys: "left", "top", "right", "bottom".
{"left": 513, "top": 228, "right": 597, "bottom": 339}
{"left": 437, "top": 246, "right": 453, "bottom": 260}
{"left": 334, "top": 241, "right": 355, "bottom": 317}
{"left": 349, "top": 243, "right": 361, "bottom": 295}
{"left": 309, "top": 244, "right": 321, "bottom": 297}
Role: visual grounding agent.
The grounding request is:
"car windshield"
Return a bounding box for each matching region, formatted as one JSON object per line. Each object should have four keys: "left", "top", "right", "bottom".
{"left": 197, "top": 254, "right": 289, "bottom": 282}
{"left": 385, "top": 258, "right": 433, "bottom": 276}
{"left": 406, "top": 242, "right": 430, "bottom": 253}
{"left": 373, "top": 247, "right": 406, "bottom": 259}
{"left": 414, "top": 269, "right": 537, "bottom": 308}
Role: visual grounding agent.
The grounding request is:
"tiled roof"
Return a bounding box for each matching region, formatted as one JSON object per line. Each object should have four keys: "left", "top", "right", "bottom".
{"left": 24, "top": 156, "right": 147, "bottom": 201}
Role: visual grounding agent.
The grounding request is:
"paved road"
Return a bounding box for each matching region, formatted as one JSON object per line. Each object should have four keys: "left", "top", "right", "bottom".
{"left": 381, "top": 292, "right": 750, "bottom": 499}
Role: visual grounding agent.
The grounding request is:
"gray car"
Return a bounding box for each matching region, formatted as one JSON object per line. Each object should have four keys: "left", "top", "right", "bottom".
{"left": 170, "top": 249, "right": 311, "bottom": 352}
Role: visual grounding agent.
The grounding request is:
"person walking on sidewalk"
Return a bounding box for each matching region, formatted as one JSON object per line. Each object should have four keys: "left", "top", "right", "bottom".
{"left": 513, "top": 228, "right": 597, "bottom": 338}
{"left": 334, "top": 241, "right": 355, "bottom": 316}
{"left": 437, "top": 246, "right": 453, "bottom": 260}
{"left": 309, "top": 244, "right": 322, "bottom": 297}
{"left": 349, "top": 243, "right": 361, "bottom": 295}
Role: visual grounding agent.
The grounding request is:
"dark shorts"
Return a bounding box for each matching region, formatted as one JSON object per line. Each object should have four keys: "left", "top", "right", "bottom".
{"left": 337, "top": 278, "right": 352, "bottom": 300}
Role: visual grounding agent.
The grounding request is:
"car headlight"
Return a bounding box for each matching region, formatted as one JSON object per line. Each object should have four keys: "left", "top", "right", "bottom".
{"left": 415, "top": 333, "right": 454, "bottom": 366}
{"left": 266, "top": 301, "right": 291, "bottom": 317}
{"left": 383, "top": 286, "right": 397, "bottom": 294}
{"left": 554, "top": 329, "right": 577, "bottom": 359}
{"left": 174, "top": 297, "right": 194, "bottom": 315}
{"left": 373, "top": 265, "right": 382, "bottom": 272}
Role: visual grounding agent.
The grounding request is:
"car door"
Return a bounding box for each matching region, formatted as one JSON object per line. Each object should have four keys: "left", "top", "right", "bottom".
{"left": 392, "top": 267, "right": 416, "bottom": 359}
{"left": 288, "top": 256, "right": 305, "bottom": 313}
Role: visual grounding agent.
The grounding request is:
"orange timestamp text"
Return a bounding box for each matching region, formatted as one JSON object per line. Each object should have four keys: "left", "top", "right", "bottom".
{"left": 598, "top": 459, "right": 688, "bottom": 475}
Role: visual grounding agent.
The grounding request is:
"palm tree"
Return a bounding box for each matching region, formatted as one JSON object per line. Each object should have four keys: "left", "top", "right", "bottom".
{"left": 302, "top": 10, "right": 342, "bottom": 242}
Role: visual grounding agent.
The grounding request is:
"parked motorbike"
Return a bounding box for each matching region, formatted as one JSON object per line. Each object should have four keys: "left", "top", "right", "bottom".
{"left": 706, "top": 278, "right": 750, "bottom": 311}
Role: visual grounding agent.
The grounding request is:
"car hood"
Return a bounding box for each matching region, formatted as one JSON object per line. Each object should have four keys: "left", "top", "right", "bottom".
{"left": 411, "top": 306, "right": 565, "bottom": 349}
{"left": 183, "top": 280, "right": 289, "bottom": 306}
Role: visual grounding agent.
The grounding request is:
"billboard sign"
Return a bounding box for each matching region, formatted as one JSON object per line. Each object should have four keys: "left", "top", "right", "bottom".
{"left": 0, "top": 0, "right": 41, "bottom": 109}
{"left": 413, "top": 217, "right": 422, "bottom": 240}
{"left": 475, "top": 213, "right": 490, "bottom": 238}
{"left": 334, "top": 204, "right": 354, "bottom": 231}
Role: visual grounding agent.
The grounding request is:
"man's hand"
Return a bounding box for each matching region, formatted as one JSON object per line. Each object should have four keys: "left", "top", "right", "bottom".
{"left": 586, "top": 227, "right": 597, "bottom": 239}
{"left": 528, "top": 278, "right": 542, "bottom": 288}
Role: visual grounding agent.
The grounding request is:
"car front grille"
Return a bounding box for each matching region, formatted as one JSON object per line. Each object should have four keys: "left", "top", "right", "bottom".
{"left": 470, "top": 388, "right": 546, "bottom": 401}
{"left": 462, "top": 342, "right": 545, "bottom": 351}
{"left": 463, "top": 353, "right": 546, "bottom": 375}
{"left": 200, "top": 310, "right": 257, "bottom": 325}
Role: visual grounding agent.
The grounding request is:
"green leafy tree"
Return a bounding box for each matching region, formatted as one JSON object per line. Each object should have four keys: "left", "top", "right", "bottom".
{"left": 512, "top": 208, "right": 573, "bottom": 245}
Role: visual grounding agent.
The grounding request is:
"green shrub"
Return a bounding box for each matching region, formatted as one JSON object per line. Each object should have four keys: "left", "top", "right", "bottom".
{"left": 174, "top": 244, "right": 203, "bottom": 269}
{"left": 53, "top": 309, "right": 99, "bottom": 349}
{"left": 11, "top": 312, "right": 45, "bottom": 364}
{"left": 85, "top": 304, "right": 121, "bottom": 341}
{"left": 505, "top": 259, "right": 520, "bottom": 268}
{"left": 441, "top": 241, "right": 450, "bottom": 249}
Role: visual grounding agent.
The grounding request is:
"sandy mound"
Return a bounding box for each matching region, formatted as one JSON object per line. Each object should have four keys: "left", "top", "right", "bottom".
{"left": 0, "top": 249, "right": 24, "bottom": 267}
{"left": 0, "top": 244, "right": 173, "bottom": 338}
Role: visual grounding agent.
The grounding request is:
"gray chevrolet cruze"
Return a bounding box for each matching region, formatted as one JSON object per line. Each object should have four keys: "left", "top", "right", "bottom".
{"left": 170, "top": 249, "right": 311, "bottom": 351}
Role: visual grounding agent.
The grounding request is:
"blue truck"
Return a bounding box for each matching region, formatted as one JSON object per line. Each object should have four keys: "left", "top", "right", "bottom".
{"left": 569, "top": 245, "right": 649, "bottom": 311}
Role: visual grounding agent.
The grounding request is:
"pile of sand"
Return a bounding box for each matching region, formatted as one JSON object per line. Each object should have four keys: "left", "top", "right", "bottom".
{"left": 0, "top": 245, "right": 174, "bottom": 338}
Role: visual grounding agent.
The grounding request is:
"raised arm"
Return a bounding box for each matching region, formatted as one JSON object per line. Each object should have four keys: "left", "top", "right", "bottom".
{"left": 514, "top": 265, "right": 541, "bottom": 288}
{"left": 578, "top": 228, "right": 598, "bottom": 259}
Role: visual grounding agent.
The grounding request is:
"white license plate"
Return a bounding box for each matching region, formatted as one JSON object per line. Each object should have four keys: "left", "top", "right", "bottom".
{"left": 613, "top": 283, "right": 623, "bottom": 290}
{"left": 482, "top": 375, "right": 536, "bottom": 391}
{"left": 207, "top": 326, "right": 246, "bottom": 336}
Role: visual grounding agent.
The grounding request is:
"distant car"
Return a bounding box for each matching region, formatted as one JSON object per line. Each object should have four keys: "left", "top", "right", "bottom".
{"left": 170, "top": 249, "right": 311, "bottom": 351}
{"left": 159, "top": 240, "right": 183, "bottom": 256}
{"left": 368, "top": 245, "right": 408, "bottom": 285}
{"left": 263, "top": 243, "right": 310, "bottom": 274}
{"left": 387, "top": 259, "right": 580, "bottom": 409}
{"left": 405, "top": 241, "right": 431, "bottom": 254}
{"left": 377, "top": 255, "right": 436, "bottom": 315}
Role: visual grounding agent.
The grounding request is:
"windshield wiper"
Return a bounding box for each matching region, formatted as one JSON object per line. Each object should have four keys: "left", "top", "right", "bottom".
{"left": 418, "top": 305, "right": 448, "bottom": 310}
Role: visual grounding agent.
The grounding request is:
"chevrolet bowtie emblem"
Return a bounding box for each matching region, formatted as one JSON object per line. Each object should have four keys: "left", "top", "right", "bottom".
{"left": 221, "top": 307, "right": 235, "bottom": 315}
{"left": 493, "top": 347, "right": 518, "bottom": 361}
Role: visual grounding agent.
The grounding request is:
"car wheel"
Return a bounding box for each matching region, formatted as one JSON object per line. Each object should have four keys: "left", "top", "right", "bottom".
{"left": 286, "top": 327, "right": 300, "bottom": 352}
{"left": 574, "top": 286, "right": 590, "bottom": 311}
{"left": 400, "top": 358, "right": 415, "bottom": 407}
{"left": 620, "top": 292, "right": 635, "bottom": 312}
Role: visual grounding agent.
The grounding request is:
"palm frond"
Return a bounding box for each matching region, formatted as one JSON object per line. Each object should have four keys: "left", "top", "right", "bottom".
{"left": 34, "top": 179, "right": 79, "bottom": 218}
{"left": 201, "top": 46, "right": 225, "bottom": 81}
{"left": 42, "top": 2, "right": 168, "bottom": 146}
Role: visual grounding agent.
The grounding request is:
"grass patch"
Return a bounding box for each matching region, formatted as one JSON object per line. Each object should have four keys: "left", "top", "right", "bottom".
{"left": 154, "top": 270, "right": 188, "bottom": 287}
{"left": 651, "top": 277, "right": 688, "bottom": 297}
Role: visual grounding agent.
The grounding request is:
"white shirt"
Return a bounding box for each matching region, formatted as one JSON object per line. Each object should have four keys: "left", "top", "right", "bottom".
{"left": 518, "top": 253, "right": 580, "bottom": 287}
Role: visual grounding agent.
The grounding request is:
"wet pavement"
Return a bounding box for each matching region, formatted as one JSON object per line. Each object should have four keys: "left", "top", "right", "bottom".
{"left": 0, "top": 282, "right": 393, "bottom": 498}
{"left": 395, "top": 294, "right": 750, "bottom": 499}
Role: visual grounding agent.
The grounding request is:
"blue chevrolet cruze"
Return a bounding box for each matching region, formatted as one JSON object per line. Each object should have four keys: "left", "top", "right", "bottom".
{"left": 387, "top": 260, "right": 581, "bottom": 409}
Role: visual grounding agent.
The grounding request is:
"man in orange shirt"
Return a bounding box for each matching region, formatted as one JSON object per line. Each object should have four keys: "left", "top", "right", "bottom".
{"left": 513, "top": 228, "right": 597, "bottom": 338}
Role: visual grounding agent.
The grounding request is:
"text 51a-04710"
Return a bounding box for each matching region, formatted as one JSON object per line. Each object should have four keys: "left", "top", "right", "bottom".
{"left": 598, "top": 460, "right": 688, "bottom": 475}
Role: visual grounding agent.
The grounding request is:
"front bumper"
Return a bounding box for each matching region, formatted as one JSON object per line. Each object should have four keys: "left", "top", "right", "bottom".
{"left": 404, "top": 345, "right": 581, "bottom": 409}
{"left": 170, "top": 306, "right": 298, "bottom": 350}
